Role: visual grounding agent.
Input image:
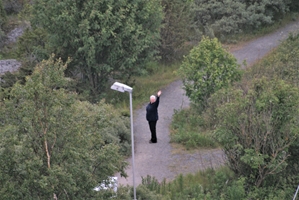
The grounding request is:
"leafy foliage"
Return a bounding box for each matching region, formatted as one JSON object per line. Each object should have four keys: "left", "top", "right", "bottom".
{"left": 0, "top": 28, "right": 49, "bottom": 89}
{"left": 0, "top": 56, "right": 130, "bottom": 199}
{"left": 214, "top": 78, "right": 299, "bottom": 187}
{"left": 179, "top": 37, "right": 241, "bottom": 109}
{"left": 120, "top": 167, "right": 294, "bottom": 199}
{"left": 30, "top": 0, "right": 162, "bottom": 99}
{"left": 16, "top": 27, "right": 49, "bottom": 63}
{"left": 159, "top": 0, "right": 195, "bottom": 62}
{"left": 140, "top": 168, "right": 248, "bottom": 200}
{"left": 191, "top": 0, "right": 294, "bottom": 40}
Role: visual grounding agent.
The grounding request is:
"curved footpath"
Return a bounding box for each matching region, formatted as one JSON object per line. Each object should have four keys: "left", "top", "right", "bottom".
{"left": 116, "top": 19, "right": 299, "bottom": 187}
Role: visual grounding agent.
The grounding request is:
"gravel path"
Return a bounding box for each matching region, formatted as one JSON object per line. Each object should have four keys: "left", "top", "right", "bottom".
{"left": 116, "top": 19, "right": 299, "bottom": 187}
{"left": 233, "top": 20, "right": 299, "bottom": 67}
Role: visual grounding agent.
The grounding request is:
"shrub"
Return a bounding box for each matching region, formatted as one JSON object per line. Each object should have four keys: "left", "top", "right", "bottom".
{"left": 159, "top": 0, "right": 195, "bottom": 62}
{"left": 179, "top": 37, "right": 241, "bottom": 110}
{"left": 3, "top": 0, "right": 24, "bottom": 14}
{"left": 214, "top": 77, "right": 299, "bottom": 187}
{"left": 191, "top": 0, "right": 293, "bottom": 39}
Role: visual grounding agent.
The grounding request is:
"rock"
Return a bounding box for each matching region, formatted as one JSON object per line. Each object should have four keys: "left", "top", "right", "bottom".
{"left": 6, "top": 27, "right": 25, "bottom": 43}
{"left": 0, "top": 59, "right": 21, "bottom": 75}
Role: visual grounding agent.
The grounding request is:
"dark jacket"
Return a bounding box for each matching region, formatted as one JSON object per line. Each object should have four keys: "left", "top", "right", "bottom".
{"left": 146, "top": 96, "right": 160, "bottom": 121}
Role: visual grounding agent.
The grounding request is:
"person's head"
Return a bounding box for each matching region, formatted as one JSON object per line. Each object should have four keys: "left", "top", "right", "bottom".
{"left": 150, "top": 95, "right": 156, "bottom": 103}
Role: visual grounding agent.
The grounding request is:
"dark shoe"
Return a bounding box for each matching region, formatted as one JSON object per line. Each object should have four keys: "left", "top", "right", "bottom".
{"left": 149, "top": 140, "right": 153, "bottom": 143}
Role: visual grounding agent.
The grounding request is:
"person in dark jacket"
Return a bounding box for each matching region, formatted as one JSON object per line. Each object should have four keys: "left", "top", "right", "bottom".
{"left": 146, "top": 90, "right": 162, "bottom": 143}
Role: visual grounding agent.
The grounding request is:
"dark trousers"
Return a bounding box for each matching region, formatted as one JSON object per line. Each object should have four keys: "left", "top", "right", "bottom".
{"left": 148, "top": 121, "right": 157, "bottom": 143}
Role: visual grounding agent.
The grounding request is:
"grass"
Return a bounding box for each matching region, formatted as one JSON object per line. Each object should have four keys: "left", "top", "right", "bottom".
{"left": 170, "top": 107, "right": 219, "bottom": 150}
{"left": 139, "top": 166, "right": 238, "bottom": 199}
{"left": 132, "top": 62, "right": 181, "bottom": 108}
{"left": 106, "top": 62, "right": 181, "bottom": 114}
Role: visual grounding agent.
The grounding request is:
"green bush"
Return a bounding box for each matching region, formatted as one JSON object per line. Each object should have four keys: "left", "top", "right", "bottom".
{"left": 191, "top": 0, "right": 294, "bottom": 39}
{"left": 214, "top": 78, "right": 299, "bottom": 188}
{"left": 243, "top": 34, "right": 299, "bottom": 188}
{"left": 179, "top": 37, "right": 241, "bottom": 110}
{"left": 247, "top": 186, "right": 294, "bottom": 200}
{"left": 159, "top": 0, "right": 196, "bottom": 62}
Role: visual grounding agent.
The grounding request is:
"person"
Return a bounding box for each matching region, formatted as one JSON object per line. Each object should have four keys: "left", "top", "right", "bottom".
{"left": 146, "top": 90, "right": 162, "bottom": 143}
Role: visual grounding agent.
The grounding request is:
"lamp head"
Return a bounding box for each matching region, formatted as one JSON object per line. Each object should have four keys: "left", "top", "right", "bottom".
{"left": 111, "top": 82, "right": 133, "bottom": 93}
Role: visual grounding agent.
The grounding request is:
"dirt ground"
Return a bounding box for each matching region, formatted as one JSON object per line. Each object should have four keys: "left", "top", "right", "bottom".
{"left": 115, "top": 19, "right": 299, "bottom": 187}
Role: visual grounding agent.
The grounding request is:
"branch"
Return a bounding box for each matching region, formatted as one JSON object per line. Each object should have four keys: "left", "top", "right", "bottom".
{"left": 44, "top": 137, "right": 51, "bottom": 169}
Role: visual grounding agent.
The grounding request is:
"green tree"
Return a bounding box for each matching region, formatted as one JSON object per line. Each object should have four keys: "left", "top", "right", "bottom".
{"left": 0, "top": 56, "right": 129, "bottom": 199}
{"left": 30, "top": 0, "right": 162, "bottom": 99}
{"left": 159, "top": 0, "right": 195, "bottom": 62}
{"left": 214, "top": 78, "right": 299, "bottom": 187}
{"left": 179, "top": 36, "right": 241, "bottom": 109}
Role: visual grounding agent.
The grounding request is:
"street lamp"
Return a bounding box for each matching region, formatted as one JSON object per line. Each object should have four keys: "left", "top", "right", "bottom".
{"left": 111, "top": 82, "right": 136, "bottom": 200}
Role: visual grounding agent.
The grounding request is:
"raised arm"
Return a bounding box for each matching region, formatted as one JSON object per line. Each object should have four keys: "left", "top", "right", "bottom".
{"left": 155, "top": 90, "right": 162, "bottom": 107}
{"left": 157, "top": 90, "right": 162, "bottom": 97}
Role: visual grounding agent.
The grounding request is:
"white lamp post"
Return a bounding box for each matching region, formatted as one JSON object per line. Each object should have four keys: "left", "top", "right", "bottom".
{"left": 111, "top": 82, "right": 136, "bottom": 200}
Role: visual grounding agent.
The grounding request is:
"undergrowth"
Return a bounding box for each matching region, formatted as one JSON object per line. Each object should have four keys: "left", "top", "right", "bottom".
{"left": 170, "top": 107, "right": 218, "bottom": 149}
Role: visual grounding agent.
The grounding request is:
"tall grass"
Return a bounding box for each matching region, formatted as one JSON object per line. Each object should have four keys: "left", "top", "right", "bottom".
{"left": 139, "top": 166, "right": 242, "bottom": 200}
{"left": 170, "top": 107, "right": 218, "bottom": 149}
{"left": 135, "top": 166, "right": 293, "bottom": 199}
